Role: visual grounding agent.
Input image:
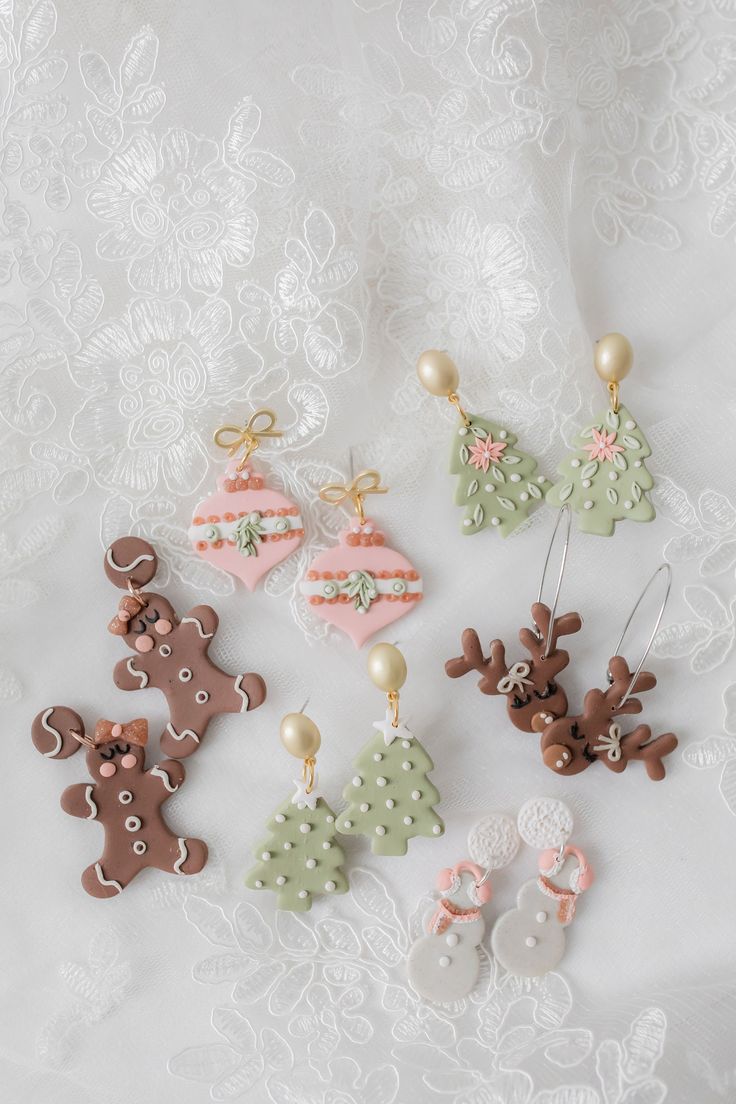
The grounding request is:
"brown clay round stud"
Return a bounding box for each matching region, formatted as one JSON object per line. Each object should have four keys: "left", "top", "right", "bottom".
{"left": 531, "top": 710, "right": 555, "bottom": 733}
{"left": 32, "top": 706, "right": 85, "bottom": 760}
{"left": 542, "top": 743, "right": 573, "bottom": 773}
{"left": 104, "top": 537, "right": 158, "bottom": 590}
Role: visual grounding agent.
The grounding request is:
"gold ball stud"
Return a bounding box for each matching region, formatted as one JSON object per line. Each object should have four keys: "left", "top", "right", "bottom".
{"left": 280, "top": 712, "right": 321, "bottom": 759}
{"left": 367, "top": 642, "right": 407, "bottom": 693}
{"left": 416, "top": 349, "right": 459, "bottom": 397}
{"left": 594, "top": 333, "right": 633, "bottom": 384}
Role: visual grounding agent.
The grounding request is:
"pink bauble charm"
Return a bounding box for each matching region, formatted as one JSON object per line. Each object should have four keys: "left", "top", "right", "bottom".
{"left": 300, "top": 518, "right": 423, "bottom": 648}
{"left": 189, "top": 462, "right": 304, "bottom": 591}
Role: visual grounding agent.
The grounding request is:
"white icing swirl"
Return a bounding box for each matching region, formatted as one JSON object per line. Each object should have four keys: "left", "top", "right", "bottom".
{"left": 84, "top": 785, "right": 97, "bottom": 819}
{"left": 150, "top": 766, "right": 178, "bottom": 792}
{"left": 181, "top": 616, "right": 213, "bottom": 639}
{"left": 127, "top": 658, "right": 149, "bottom": 688}
{"left": 94, "top": 862, "right": 122, "bottom": 893}
{"left": 174, "top": 838, "right": 188, "bottom": 874}
{"left": 40, "top": 708, "right": 62, "bottom": 758}
{"left": 106, "top": 549, "right": 154, "bottom": 572}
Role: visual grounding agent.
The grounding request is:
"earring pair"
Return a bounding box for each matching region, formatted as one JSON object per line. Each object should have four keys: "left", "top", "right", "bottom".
{"left": 407, "top": 798, "right": 592, "bottom": 1004}
{"left": 446, "top": 507, "right": 679, "bottom": 781}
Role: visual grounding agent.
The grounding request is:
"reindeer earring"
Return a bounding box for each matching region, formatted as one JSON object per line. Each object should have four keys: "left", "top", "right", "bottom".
{"left": 546, "top": 333, "right": 655, "bottom": 535}
{"left": 445, "top": 506, "right": 583, "bottom": 731}
{"left": 540, "top": 564, "right": 678, "bottom": 780}
{"left": 491, "top": 797, "right": 593, "bottom": 978}
{"left": 300, "top": 471, "right": 423, "bottom": 648}
{"left": 245, "top": 711, "right": 349, "bottom": 911}
{"left": 337, "top": 643, "right": 444, "bottom": 854}
{"left": 189, "top": 408, "right": 305, "bottom": 590}
{"left": 416, "top": 349, "right": 549, "bottom": 537}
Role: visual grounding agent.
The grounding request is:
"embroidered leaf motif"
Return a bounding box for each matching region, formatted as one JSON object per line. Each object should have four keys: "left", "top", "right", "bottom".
{"left": 623, "top": 434, "right": 641, "bottom": 449}
{"left": 501, "top": 454, "right": 521, "bottom": 464}
{"left": 580, "top": 424, "right": 601, "bottom": 439}
{"left": 558, "top": 482, "right": 574, "bottom": 502}
{"left": 632, "top": 481, "right": 642, "bottom": 502}
{"left": 606, "top": 409, "right": 620, "bottom": 431}
{"left": 470, "top": 424, "right": 488, "bottom": 439}
{"left": 497, "top": 496, "right": 516, "bottom": 511}
{"left": 343, "top": 570, "right": 378, "bottom": 612}
{"left": 581, "top": 461, "right": 598, "bottom": 480}
{"left": 607, "top": 487, "right": 619, "bottom": 504}
{"left": 459, "top": 444, "right": 469, "bottom": 464}
{"left": 527, "top": 481, "right": 542, "bottom": 498}
{"left": 491, "top": 465, "right": 505, "bottom": 483}
{"left": 473, "top": 503, "right": 484, "bottom": 527}
{"left": 467, "top": 479, "right": 479, "bottom": 498}
{"left": 612, "top": 451, "right": 628, "bottom": 471}
{"left": 234, "top": 512, "right": 264, "bottom": 557}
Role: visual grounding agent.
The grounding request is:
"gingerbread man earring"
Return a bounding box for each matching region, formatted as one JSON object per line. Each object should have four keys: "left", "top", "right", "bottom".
{"left": 31, "top": 706, "right": 207, "bottom": 898}
{"left": 446, "top": 506, "right": 583, "bottom": 731}
{"left": 189, "top": 408, "right": 305, "bottom": 591}
{"left": 105, "top": 536, "right": 267, "bottom": 758}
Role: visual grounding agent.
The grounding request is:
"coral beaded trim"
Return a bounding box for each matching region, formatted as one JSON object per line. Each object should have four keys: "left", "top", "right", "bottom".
{"left": 427, "top": 898, "right": 481, "bottom": 935}
{"left": 189, "top": 508, "right": 305, "bottom": 552}
{"left": 300, "top": 569, "right": 423, "bottom": 612}
{"left": 537, "top": 875, "right": 577, "bottom": 925}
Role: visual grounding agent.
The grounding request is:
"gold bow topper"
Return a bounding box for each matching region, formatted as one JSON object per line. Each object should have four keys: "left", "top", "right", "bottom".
{"left": 214, "top": 408, "right": 283, "bottom": 471}
{"left": 319, "top": 470, "right": 388, "bottom": 524}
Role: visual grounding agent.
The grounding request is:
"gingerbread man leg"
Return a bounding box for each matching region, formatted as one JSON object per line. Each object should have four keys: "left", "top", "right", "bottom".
{"left": 80, "top": 855, "right": 138, "bottom": 898}
{"left": 148, "top": 831, "right": 208, "bottom": 876}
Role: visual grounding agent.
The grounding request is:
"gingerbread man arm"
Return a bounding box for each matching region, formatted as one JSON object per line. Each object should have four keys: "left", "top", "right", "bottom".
{"left": 114, "top": 654, "right": 152, "bottom": 692}
{"left": 179, "top": 605, "right": 219, "bottom": 642}
{"left": 61, "top": 782, "right": 99, "bottom": 820}
{"left": 147, "top": 759, "right": 185, "bottom": 796}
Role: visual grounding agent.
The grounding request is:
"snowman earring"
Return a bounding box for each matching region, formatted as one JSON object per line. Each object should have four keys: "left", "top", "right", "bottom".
{"left": 337, "top": 643, "right": 444, "bottom": 855}
{"left": 546, "top": 333, "right": 655, "bottom": 535}
{"left": 300, "top": 471, "right": 423, "bottom": 648}
{"left": 407, "top": 811, "right": 520, "bottom": 1003}
{"left": 446, "top": 506, "right": 583, "bottom": 731}
{"left": 491, "top": 797, "right": 593, "bottom": 978}
{"left": 540, "top": 564, "right": 678, "bottom": 780}
{"left": 245, "top": 711, "right": 349, "bottom": 911}
{"left": 189, "top": 409, "right": 305, "bottom": 590}
{"left": 416, "top": 349, "right": 549, "bottom": 537}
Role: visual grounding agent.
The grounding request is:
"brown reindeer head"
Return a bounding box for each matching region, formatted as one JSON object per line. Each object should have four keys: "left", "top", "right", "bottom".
{"left": 539, "top": 655, "right": 677, "bottom": 781}
{"left": 445, "top": 602, "right": 582, "bottom": 732}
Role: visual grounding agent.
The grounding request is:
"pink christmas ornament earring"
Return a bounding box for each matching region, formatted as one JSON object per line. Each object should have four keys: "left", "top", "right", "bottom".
{"left": 189, "top": 409, "right": 305, "bottom": 591}
{"left": 300, "top": 470, "right": 423, "bottom": 648}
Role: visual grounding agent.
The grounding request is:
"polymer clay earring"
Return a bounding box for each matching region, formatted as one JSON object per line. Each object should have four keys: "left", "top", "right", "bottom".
{"left": 540, "top": 565, "right": 678, "bottom": 780}
{"left": 189, "top": 409, "right": 304, "bottom": 590}
{"left": 491, "top": 797, "right": 593, "bottom": 978}
{"left": 446, "top": 506, "right": 582, "bottom": 731}
{"left": 416, "top": 349, "right": 549, "bottom": 536}
{"left": 245, "top": 711, "right": 349, "bottom": 912}
{"left": 546, "top": 333, "right": 655, "bottom": 535}
{"left": 300, "top": 470, "right": 423, "bottom": 648}
{"left": 337, "top": 643, "right": 444, "bottom": 855}
{"left": 31, "top": 707, "right": 207, "bottom": 898}
{"left": 105, "top": 536, "right": 266, "bottom": 758}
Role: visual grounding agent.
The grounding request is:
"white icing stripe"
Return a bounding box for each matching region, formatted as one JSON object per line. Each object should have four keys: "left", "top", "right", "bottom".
{"left": 188, "top": 514, "right": 303, "bottom": 543}
{"left": 94, "top": 862, "right": 122, "bottom": 893}
{"left": 41, "top": 708, "right": 62, "bottom": 758}
{"left": 127, "top": 658, "right": 149, "bottom": 688}
{"left": 181, "top": 616, "right": 213, "bottom": 639}
{"left": 84, "top": 785, "right": 98, "bottom": 819}
{"left": 106, "top": 549, "right": 155, "bottom": 572}
{"left": 300, "top": 577, "right": 423, "bottom": 597}
{"left": 234, "top": 674, "right": 250, "bottom": 713}
{"left": 174, "top": 838, "right": 188, "bottom": 874}
{"left": 166, "top": 722, "right": 200, "bottom": 745}
{"left": 150, "top": 765, "right": 179, "bottom": 792}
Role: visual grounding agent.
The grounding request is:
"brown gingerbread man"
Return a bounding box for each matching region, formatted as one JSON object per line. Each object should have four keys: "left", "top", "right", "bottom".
{"left": 31, "top": 706, "right": 208, "bottom": 898}
{"left": 105, "top": 536, "right": 267, "bottom": 758}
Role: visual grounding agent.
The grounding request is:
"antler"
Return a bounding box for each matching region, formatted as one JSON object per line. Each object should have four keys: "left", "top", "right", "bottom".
{"left": 518, "top": 603, "right": 582, "bottom": 675}
{"left": 601, "top": 655, "right": 657, "bottom": 716}
{"left": 445, "top": 630, "right": 509, "bottom": 696}
{"left": 594, "top": 723, "right": 678, "bottom": 781}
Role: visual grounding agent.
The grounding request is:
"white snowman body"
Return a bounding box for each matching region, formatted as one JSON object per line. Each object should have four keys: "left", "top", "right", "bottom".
{"left": 491, "top": 880, "right": 566, "bottom": 977}
{"left": 408, "top": 911, "right": 485, "bottom": 1003}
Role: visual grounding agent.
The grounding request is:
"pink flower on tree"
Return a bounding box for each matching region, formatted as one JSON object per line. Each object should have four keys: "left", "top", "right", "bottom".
{"left": 468, "top": 433, "right": 507, "bottom": 473}
{"left": 583, "top": 427, "right": 624, "bottom": 463}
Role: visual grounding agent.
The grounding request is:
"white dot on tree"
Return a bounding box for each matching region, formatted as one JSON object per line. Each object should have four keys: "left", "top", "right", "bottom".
{"left": 432, "top": 824, "right": 442, "bottom": 834}
{"left": 375, "top": 825, "right": 386, "bottom": 836}
{"left": 609, "top": 471, "right": 618, "bottom": 481}
{"left": 463, "top": 519, "right": 472, "bottom": 527}
{"left": 582, "top": 479, "right": 591, "bottom": 488}
{"left": 325, "top": 880, "right": 336, "bottom": 892}
{"left": 352, "top": 776, "right": 363, "bottom": 787}
{"left": 298, "top": 890, "right": 308, "bottom": 899}
{"left": 254, "top": 880, "right": 263, "bottom": 888}
{"left": 484, "top": 483, "right": 495, "bottom": 492}
{"left": 491, "top": 517, "right": 500, "bottom": 526}
{"left": 275, "top": 814, "right": 285, "bottom": 823}
{"left": 283, "top": 842, "right": 292, "bottom": 850}
{"left": 386, "top": 798, "right": 394, "bottom": 808}
{"left": 306, "top": 858, "right": 316, "bottom": 868}
{"left": 323, "top": 841, "right": 331, "bottom": 849}
{"left": 510, "top": 473, "right": 521, "bottom": 482}
{"left": 299, "top": 823, "right": 311, "bottom": 834}
{"left": 624, "top": 500, "right": 633, "bottom": 509}
{"left": 571, "top": 458, "right": 581, "bottom": 467}
{"left": 376, "top": 777, "right": 387, "bottom": 787}
{"left": 520, "top": 492, "right": 529, "bottom": 501}
{"left": 402, "top": 761, "right": 412, "bottom": 771}
{"left": 342, "top": 820, "right": 352, "bottom": 829}
{"left": 261, "top": 852, "right": 271, "bottom": 860}
{"left": 360, "top": 802, "right": 369, "bottom": 812}
{"left": 276, "top": 875, "right": 286, "bottom": 885}
{"left": 583, "top": 500, "right": 593, "bottom": 510}
{"left": 403, "top": 816, "right": 413, "bottom": 826}
{"left": 401, "top": 740, "right": 410, "bottom": 749}
{"left": 373, "top": 753, "right": 382, "bottom": 762}
{"left": 412, "top": 790, "right": 421, "bottom": 800}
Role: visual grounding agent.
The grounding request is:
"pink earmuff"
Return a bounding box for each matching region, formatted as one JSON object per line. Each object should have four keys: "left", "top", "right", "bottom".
{"left": 435, "top": 860, "right": 492, "bottom": 905}
{"left": 538, "top": 845, "right": 594, "bottom": 893}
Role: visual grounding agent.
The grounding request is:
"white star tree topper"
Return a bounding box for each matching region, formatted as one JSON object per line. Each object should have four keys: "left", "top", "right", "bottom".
{"left": 291, "top": 774, "right": 320, "bottom": 810}
{"left": 373, "top": 708, "right": 412, "bottom": 746}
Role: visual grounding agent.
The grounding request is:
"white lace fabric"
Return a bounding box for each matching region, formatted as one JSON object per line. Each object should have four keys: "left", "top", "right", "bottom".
{"left": 2, "top": 2, "right": 735, "bottom": 1101}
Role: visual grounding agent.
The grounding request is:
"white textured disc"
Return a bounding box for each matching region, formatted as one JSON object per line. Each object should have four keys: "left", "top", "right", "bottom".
{"left": 468, "top": 813, "right": 520, "bottom": 871}
{"left": 517, "top": 797, "right": 573, "bottom": 850}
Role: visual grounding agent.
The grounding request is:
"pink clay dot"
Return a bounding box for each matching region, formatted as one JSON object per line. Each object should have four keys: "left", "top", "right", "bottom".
{"left": 99, "top": 762, "right": 116, "bottom": 777}
{"left": 118, "top": 610, "right": 131, "bottom": 622}
{"left": 135, "top": 635, "right": 154, "bottom": 652}
{"left": 111, "top": 723, "right": 123, "bottom": 738}
{"left": 121, "top": 753, "right": 137, "bottom": 768}
{"left": 155, "top": 619, "right": 172, "bottom": 635}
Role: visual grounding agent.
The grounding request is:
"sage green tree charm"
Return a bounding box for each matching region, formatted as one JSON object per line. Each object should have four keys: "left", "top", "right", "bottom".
{"left": 417, "top": 350, "right": 548, "bottom": 536}
{"left": 546, "top": 334, "right": 655, "bottom": 537}
{"left": 337, "top": 643, "right": 444, "bottom": 856}
{"left": 246, "top": 712, "right": 348, "bottom": 911}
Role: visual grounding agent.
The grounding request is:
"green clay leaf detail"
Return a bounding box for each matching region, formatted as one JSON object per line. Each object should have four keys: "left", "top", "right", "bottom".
{"left": 606, "top": 410, "right": 620, "bottom": 430}
{"left": 497, "top": 496, "right": 516, "bottom": 511}
{"left": 622, "top": 434, "right": 641, "bottom": 449}
{"left": 581, "top": 460, "right": 598, "bottom": 480}
{"left": 459, "top": 444, "right": 469, "bottom": 465}
{"left": 580, "top": 424, "right": 600, "bottom": 439}
{"left": 473, "top": 503, "right": 484, "bottom": 527}
{"left": 471, "top": 425, "right": 488, "bottom": 439}
{"left": 632, "top": 481, "right": 642, "bottom": 502}
{"left": 234, "top": 512, "right": 264, "bottom": 557}
{"left": 344, "top": 570, "right": 377, "bottom": 612}
{"left": 607, "top": 487, "right": 619, "bottom": 504}
{"left": 491, "top": 465, "right": 505, "bottom": 483}
{"left": 467, "top": 479, "right": 479, "bottom": 498}
{"left": 612, "top": 451, "right": 628, "bottom": 471}
{"left": 527, "top": 481, "right": 542, "bottom": 499}
{"left": 501, "top": 454, "right": 522, "bottom": 465}
{"left": 558, "top": 482, "right": 574, "bottom": 502}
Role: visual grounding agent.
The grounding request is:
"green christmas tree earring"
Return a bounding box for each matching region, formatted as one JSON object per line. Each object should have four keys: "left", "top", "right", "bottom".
{"left": 337, "top": 643, "right": 444, "bottom": 856}
{"left": 546, "top": 333, "right": 655, "bottom": 536}
{"left": 417, "top": 349, "right": 549, "bottom": 537}
{"left": 245, "top": 711, "right": 349, "bottom": 911}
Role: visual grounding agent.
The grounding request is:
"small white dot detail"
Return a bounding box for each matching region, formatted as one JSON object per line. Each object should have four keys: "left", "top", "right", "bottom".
{"left": 510, "top": 473, "right": 521, "bottom": 482}
{"left": 325, "top": 881, "right": 336, "bottom": 892}
{"left": 536, "top": 912, "right": 547, "bottom": 923}
{"left": 520, "top": 492, "right": 529, "bottom": 501}
{"left": 326, "top": 815, "right": 334, "bottom": 823}
{"left": 375, "top": 825, "right": 386, "bottom": 836}
{"left": 526, "top": 936, "right": 537, "bottom": 948}
{"left": 306, "top": 858, "right": 316, "bottom": 869}
{"left": 402, "top": 761, "right": 412, "bottom": 771}
{"left": 582, "top": 479, "right": 591, "bottom": 488}
{"left": 499, "top": 430, "right": 507, "bottom": 439}
{"left": 485, "top": 483, "right": 495, "bottom": 492}
{"left": 625, "top": 500, "right": 633, "bottom": 509}
{"left": 342, "top": 820, "right": 352, "bottom": 830}
{"left": 275, "top": 814, "right": 285, "bottom": 823}
{"left": 261, "top": 852, "right": 271, "bottom": 861}
{"left": 323, "top": 842, "right": 331, "bottom": 850}
{"left": 386, "top": 798, "right": 395, "bottom": 809}
{"left": 412, "top": 790, "right": 421, "bottom": 800}
{"left": 299, "top": 823, "right": 311, "bottom": 834}
{"left": 609, "top": 471, "right": 618, "bottom": 481}
{"left": 491, "top": 517, "right": 500, "bottom": 526}
{"left": 254, "top": 880, "right": 263, "bottom": 888}
{"left": 571, "top": 458, "right": 581, "bottom": 467}
{"left": 373, "top": 753, "right": 382, "bottom": 762}
{"left": 463, "top": 519, "right": 472, "bottom": 527}
{"left": 352, "top": 776, "right": 363, "bottom": 787}
{"left": 360, "top": 803, "right": 369, "bottom": 812}
{"left": 402, "top": 740, "right": 411, "bottom": 749}
{"left": 403, "top": 816, "right": 413, "bottom": 826}
{"left": 432, "top": 824, "right": 442, "bottom": 835}
{"left": 584, "top": 500, "right": 594, "bottom": 510}
{"left": 276, "top": 875, "right": 286, "bottom": 886}
{"left": 446, "top": 933, "right": 459, "bottom": 948}
{"left": 283, "top": 842, "right": 292, "bottom": 850}
{"left": 376, "top": 777, "right": 387, "bottom": 787}
{"left": 298, "top": 890, "right": 308, "bottom": 899}
{"left": 439, "top": 955, "right": 451, "bottom": 967}
{"left": 626, "top": 420, "right": 636, "bottom": 429}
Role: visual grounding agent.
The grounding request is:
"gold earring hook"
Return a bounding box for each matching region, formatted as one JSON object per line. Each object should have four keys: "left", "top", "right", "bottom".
{"left": 213, "top": 408, "right": 283, "bottom": 472}
{"left": 302, "top": 757, "right": 316, "bottom": 794}
{"left": 319, "top": 469, "right": 388, "bottom": 525}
